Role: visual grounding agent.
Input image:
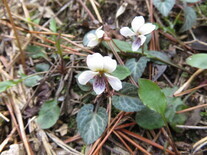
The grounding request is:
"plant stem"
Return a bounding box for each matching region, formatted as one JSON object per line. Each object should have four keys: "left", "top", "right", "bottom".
{"left": 162, "top": 117, "right": 180, "bottom": 155}
{"left": 56, "top": 34, "right": 65, "bottom": 74}
{"left": 106, "top": 40, "right": 138, "bottom": 87}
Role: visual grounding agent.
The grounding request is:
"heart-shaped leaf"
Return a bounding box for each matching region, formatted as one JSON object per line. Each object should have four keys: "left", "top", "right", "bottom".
{"left": 162, "top": 87, "right": 187, "bottom": 132}
{"left": 146, "top": 51, "right": 171, "bottom": 65}
{"left": 138, "top": 79, "right": 167, "bottom": 116}
{"left": 23, "top": 75, "right": 42, "bottom": 87}
{"left": 135, "top": 107, "right": 165, "bottom": 130}
{"left": 186, "top": 53, "right": 207, "bottom": 69}
{"left": 180, "top": 6, "right": 197, "bottom": 32}
{"left": 76, "top": 104, "right": 108, "bottom": 144}
{"left": 26, "top": 45, "right": 47, "bottom": 59}
{"left": 37, "top": 100, "right": 60, "bottom": 129}
{"left": 111, "top": 65, "right": 131, "bottom": 80}
{"left": 125, "top": 57, "right": 149, "bottom": 82}
{"left": 153, "top": 0, "right": 175, "bottom": 17}
{"left": 112, "top": 82, "right": 145, "bottom": 112}
{"left": 35, "top": 63, "right": 50, "bottom": 72}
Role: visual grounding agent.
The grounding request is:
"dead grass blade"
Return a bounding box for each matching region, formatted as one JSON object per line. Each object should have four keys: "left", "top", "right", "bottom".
{"left": 3, "top": 0, "right": 26, "bottom": 69}
{"left": 46, "top": 132, "right": 83, "bottom": 155}
{"left": 113, "top": 131, "right": 134, "bottom": 154}
{"left": 117, "top": 131, "right": 151, "bottom": 155}
{"left": 121, "top": 129, "right": 175, "bottom": 155}
{"left": 88, "top": 112, "right": 125, "bottom": 155}
{"left": 0, "top": 127, "right": 16, "bottom": 152}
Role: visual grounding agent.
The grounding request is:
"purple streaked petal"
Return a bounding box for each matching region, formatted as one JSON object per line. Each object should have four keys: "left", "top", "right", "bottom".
{"left": 132, "top": 37, "right": 141, "bottom": 51}
{"left": 93, "top": 75, "right": 106, "bottom": 95}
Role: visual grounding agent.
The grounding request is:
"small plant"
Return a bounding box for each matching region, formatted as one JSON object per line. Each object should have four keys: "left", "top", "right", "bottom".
{"left": 75, "top": 16, "right": 187, "bottom": 145}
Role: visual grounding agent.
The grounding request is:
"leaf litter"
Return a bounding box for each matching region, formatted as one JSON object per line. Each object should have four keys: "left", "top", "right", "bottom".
{"left": 0, "top": 0, "right": 207, "bottom": 154}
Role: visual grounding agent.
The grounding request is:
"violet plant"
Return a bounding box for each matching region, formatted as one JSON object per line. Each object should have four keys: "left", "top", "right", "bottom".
{"left": 76, "top": 15, "right": 187, "bottom": 145}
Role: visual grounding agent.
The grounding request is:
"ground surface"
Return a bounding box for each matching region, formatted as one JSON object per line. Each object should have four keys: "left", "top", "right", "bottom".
{"left": 0, "top": 0, "right": 207, "bottom": 154}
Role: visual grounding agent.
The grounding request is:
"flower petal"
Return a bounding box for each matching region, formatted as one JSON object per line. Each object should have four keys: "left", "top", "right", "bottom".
{"left": 93, "top": 75, "right": 106, "bottom": 95}
{"left": 87, "top": 53, "right": 104, "bottom": 71}
{"left": 120, "top": 27, "right": 136, "bottom": 37}
{"left": 95, "top": 27, "right": 104, "bottom": 39}
{"left": 103, "top": 56, "right": 117, "bottom": 73}
{"left": 78, "top": 71, "right": 98, "bottom": 85}
{"left": 131, "top": 16, "right": 145, "bottom": 33}
{"left": 105, "top": 74, "right": 122, "bottom": 91}
{"left": 140, "top": 35, "right": 146, "bottom": 46}
{"left": 132, "top": 37, "right": 141, "bottom": 51}
{"left": 87, "top": 33, "right": 96, "bottom": 40}
{"left": 87, "top": 38, "right": 99, "bottom": 47}
{"left": 139, "top": 23, "right": 156, "bottom": 35}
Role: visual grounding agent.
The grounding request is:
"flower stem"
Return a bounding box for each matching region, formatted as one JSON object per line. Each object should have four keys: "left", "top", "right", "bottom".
{"left": 106, "top": 40, "right": 138, "bottom": 87}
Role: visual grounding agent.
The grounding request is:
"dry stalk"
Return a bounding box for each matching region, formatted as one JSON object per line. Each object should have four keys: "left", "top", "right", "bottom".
{"left": 3, "top": 0, "right": 26, "bottom": 69}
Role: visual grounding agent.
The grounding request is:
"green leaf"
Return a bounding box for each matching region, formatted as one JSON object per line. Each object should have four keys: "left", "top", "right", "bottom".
{"left": 111, "top": 65, "right": 131, "bottom": 80}
{"left": 125, "top": 57, "right": 149, "bottom": 82}
{"left": 186, "top": 54, "right": 207, "bottom": 69}
{"left": 146, "top": 51, "right": 171, "bottom": 65}
{"left": 49, "top": 18, "right": 57, "bottom": 33}
{"left": 138, "top": 79, "right": 167, "bottom": 116}
{"left": 102, "top": 39, "right": 142, "bottom": 53}
{"left": 135, "top": 107, "right": 165, "bottom": 130}
{"left": 33, "top": 18, "right": 41, "bottom": 24}
{"left": 76, "top": 104, "right": 108, "bottom": 144}
{"left": 180, "top": 6, "right": 197, "bottom": 32}
{"left": 153, "top": 0, "right": 175, "bottom": 17}
{"left": 0, "top": 79, "right": 22, "bottom": 93}
{"left": 162, "top": 87, "right": 187, "bottom": 132}
{"left": 112, "top": 82, "right": 145, "bottom": 112}
{"left": 182, "top": 0, "right": 200, "bottom": 3}
{"left": 35, "top": 63, "right": 50, "bottom": 72}
{"left": 23, "top": 75, "right": 42, "bottom": 87}
{"left": 26, "top": 45, "right": 47, "bottom": 59}
{"left": 37, "top": 100, "right": 60, "bottom": 129}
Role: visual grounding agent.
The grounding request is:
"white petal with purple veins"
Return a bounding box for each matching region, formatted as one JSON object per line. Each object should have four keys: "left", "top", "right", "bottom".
{"left": 120, "top": 27, "right": 136, "bottom": 37}
{"left": 105, "top": 74, "right": 122, "bottom": 91}
{"left": 78, "top": 71, "right": 98, "bottom": 85}
{"left": 131, "top": 16, "right": 145, "bottom": 33}
{"left": 87, "top": 53, "right": 104, "bottom": 71}
{"left": 139, "top": 23, "right": 156, "bottom": 35}
{"left": 93, "top": 75, "right": 106, "bottom": 94}
{"left": 132, "top": 37, "right": 142, "bottom": 51}
{"left": 103, "top": 56, "right": 117, "bottom": 73}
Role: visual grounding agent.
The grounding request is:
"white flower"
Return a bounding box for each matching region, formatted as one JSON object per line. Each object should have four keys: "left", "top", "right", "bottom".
{"left": 78, "top": 53, "right": 122, "bottom": 95}
{"left": 84, "top": 27, "right": 105, "bottom": 47}
{"left": 120, "top": 16, "right": 156, "bottom": 51}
